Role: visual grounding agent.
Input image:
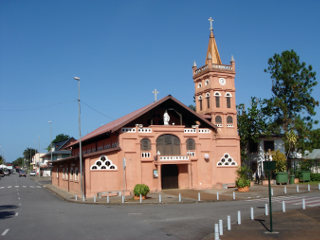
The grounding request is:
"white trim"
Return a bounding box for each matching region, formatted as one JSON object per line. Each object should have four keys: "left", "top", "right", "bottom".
{"left": 217, "top": 153, "right": 238, "bottom": 167}
{"left": 214, "top": 91, "right": 221, "bottom": 96}
{"left": 205, "top": 92, "right": 210, "bottom": 97}
{"left": 225, "top": 92, "right": 232, "bottom": 97}
{"left": 198, "top": 95, "right": 203, "bottom": 100}
{"left": 159, "top": 156, "right": 189, "bottom": 161}
{"left": 90, "top": 155, "right": 118, "bottom": 170}
{"left": 205, "top": 79, "right": 209, "bottom": 86}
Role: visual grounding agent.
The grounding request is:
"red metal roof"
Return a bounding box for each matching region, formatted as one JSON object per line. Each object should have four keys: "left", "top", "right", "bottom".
{"left": 69, "top": 95, "right": 216, "bottom": 147}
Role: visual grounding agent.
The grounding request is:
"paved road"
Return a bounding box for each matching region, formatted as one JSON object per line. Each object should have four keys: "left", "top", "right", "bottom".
{"left": 1, "top": 174, "right": 320, "bottom": 240}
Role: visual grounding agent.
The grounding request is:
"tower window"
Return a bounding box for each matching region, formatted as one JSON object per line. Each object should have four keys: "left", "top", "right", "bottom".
{"left": 214, "top": 92, "right": 221, "bottom": 108}
{"left": 205, "top": 79, "right": 209, "bottom": 86}
{"left": 197, "top": 82, "right": 202, "bottom": 88}
{"left": 225, "top": 92, "right": 232, "bottom": 108}
{"left": 227, "top": 116, "right": 233, "bottom": 124}
{"left": 198, "top": 96, "right": 203, "bottom": 111}
{"left": 215, "top": 115, "right": 222, "bottom": 124}
{"left": 206, "top": 93, "right": 210, "bottom": 108}
{"left": 186, "top": 138, "right": 195, "bottom": 150}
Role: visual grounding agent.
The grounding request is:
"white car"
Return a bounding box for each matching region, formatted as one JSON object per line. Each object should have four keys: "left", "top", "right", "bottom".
{"left": 29, "top": 171, "right": 36, "bottom": 176}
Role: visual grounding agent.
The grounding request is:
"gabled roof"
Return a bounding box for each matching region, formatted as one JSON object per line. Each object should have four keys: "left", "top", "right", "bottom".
{"left": 54, "top": 138, "right": 75, "bottom": 150}
{"left": 70, "top": 95, "right": 216, "bottom": 147}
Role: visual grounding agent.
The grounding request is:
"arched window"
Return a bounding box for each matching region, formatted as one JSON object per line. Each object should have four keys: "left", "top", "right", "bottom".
{"left": 227, "top": 116, "right": 233, "bottom": 124}
{"left": 215, "top": 115, "right": 222, "bottom": 124}
{"left": 206, "top": 93, "right": 210, "bottom": 108}
{"left": 186, "top": 138, "right": 195, "bottom": 150}
{"left": 205, "top": 79, "right": 209, "bottom": 86}
{"left": 225, "top": 92, "right": 232, "bottom": 108}
{"left": 140, "top": 138, "right": 151, "bottom": 151}
{"left": 156, "top": 134, "right": 180, "bottom": 156}
{"left": 197, "top": 82, "right": 202, "bottom": 88}
{"left": 214, "top": 92, "right": 221, "bottom": 108}
{"left": 198, "top": 95, "right": 203, "bottom": 111}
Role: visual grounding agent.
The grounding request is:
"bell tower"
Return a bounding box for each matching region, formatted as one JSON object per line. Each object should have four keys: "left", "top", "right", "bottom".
{"left": 192, "top": 18, "right": 238, "bottom": 137}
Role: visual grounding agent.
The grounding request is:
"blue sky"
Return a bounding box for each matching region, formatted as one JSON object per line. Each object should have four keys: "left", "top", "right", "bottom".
{"left": 1, "top": 0, "right": 319, "bottom": 162}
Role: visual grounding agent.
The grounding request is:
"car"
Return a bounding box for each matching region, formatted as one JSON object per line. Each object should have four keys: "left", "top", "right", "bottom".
{"left": 19, "top": 170, "right": 27, "bottom": 177}
{"left": 29, "top": 171, "right": 36, "bottom": 176}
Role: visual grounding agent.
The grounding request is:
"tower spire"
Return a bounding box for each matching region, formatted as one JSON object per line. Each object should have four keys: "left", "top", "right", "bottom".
{"left": 205, "top": 17, "right": 222, "bottom": 65}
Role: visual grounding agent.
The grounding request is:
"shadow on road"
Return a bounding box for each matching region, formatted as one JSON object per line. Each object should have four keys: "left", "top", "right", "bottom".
{"left": 0, "top": 205, "right": 18, "bottom": 220}
{"left": 255, "top": 218, "right": 270, "bottom": 232}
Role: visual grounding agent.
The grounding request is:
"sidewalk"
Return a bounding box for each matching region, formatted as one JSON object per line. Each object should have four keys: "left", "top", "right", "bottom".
{"left": 203, "top": 207, "right": 320, "bottom": 240}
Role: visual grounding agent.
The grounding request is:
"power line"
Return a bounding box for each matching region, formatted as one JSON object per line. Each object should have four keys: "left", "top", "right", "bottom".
{"left": 81, "top": 100, "right": 114, "bottom": 120}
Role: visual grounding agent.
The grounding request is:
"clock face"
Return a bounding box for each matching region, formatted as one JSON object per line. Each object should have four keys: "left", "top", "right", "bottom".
{"left": 219, "top": 78, "right": 226, "bottom": 86}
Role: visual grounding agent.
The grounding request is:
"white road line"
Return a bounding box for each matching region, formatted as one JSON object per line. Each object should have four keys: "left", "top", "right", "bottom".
{"left": 1, "top": 229, "right": 9, "bottom": 236}
{"left": 308, "top": 202, "right": 320, "bottom": 207}
{"left": 15, "top": 212, "right": 19, "bottom": 217}
{"left": 30, "top": 186, "right": 34, "bottom": 188}
{"left": 15, "top": 186, "right": 19, "bottom": 188}
{"left": 36, "top": 186, "right": 41, "bottom": 188}
{"left": 23, "top": 186, "right": 26, "bottom": 188}
{"left": 7, "top": 186, "right": 12, "bottom": 189}
{"left": 0, "top": 187, "right": 4, "bottom": 189}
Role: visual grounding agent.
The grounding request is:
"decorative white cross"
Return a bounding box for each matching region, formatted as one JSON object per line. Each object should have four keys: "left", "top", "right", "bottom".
{"left": 208, "top": 17, "right": 214, "bottom": 31}
{"left": 152, "top": 89, "right": 159, "bottom": 102}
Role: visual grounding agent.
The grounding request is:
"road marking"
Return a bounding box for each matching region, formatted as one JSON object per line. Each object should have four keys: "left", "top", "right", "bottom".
{"left": 15, "top": 186, "right": 19, "bottom": 188}
{"left": 36, "top": 186, "right": 41, "bottom": 188}
{"left": 23, "top": 186, "right": 26, "bottom": 188}
{"left": 30, "top": 186, "right": 34, "bottom": 188}
{"left": 18, "top": 197, "right": 21, "bottom": 200}
{"left": 15, "top": 212, "right": 19, "bottom": 217}
{"left": 1, "top": 229, "right": 9, "bottom": 236}
{"left": 0, "top": 187, "right": 4, "bottom": 189}
{"left": 7, "top": 186, "right": 12, "bottom": 189}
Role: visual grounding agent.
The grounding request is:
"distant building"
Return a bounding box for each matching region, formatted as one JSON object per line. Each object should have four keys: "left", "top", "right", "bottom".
{"left": 51, "top": 20, "right": 241, "bottom": 198}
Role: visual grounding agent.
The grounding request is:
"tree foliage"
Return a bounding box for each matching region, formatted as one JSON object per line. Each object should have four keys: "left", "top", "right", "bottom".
{"left": 263, "top": 50, "right": 319, "bottom": 153}
{"left": 0, "top": 155, "right": 4, "bottom": 165}
{"left": 23, "top": 148, "right": 37, "bottom": 167}
{"left": 47, "top": 133, "right": 70, "bottom": 151}
{"left": 237, "top": 97, "right": 267, "bottom": 163}
{"left": 12, "top": 157, "right": 24, "bottom": 167}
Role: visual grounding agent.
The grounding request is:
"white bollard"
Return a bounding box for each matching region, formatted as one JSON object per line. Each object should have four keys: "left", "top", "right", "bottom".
{"left": 265, "top": 203, "right": 268, "bottom": 216}
{"left": 107, "top": 194, "right": 110, "bottom": 204}
{"left": 94, "top": 196, "right": 96, "bottom": 203}
{"left": 198, "top": 192, "right": 201, "bottom": 202}
{"left": 308, "top": 184, "right": 310, "bottom": 192}
{"left": 179, "top": 193, "right": 181, "bottom": 202}
{"left": 296, "top": 185, "right": 300, "bottom": 193}
{"left": 159, "top": 194, "right": 162, "bottom": 203}
{"left": 75, "top": 195, "right": 78, "bottom": 201}
{"left": 121, "top": 195, "right": 125, "bottom": 204}
{"left": 282, "top": 201, "right": 286, "bottom": 213}
{"left": 233, "top": 191, "right": 236, "bottom": 200}
{"left": 214, "top": 223, "right": 220, "bottom": 240}
{"left": 250, "top": 207, "right": 254, "bottom": 220}
{"left": 302, "top": 198, "right": 306, "bottom": 210}
{"left": 227, "top": 215, "right": 231, "bottom": 231}
{"left": 82, "top": 196, "right": 86, "bottom": 202}
{"left": 271, "top": 188, "right": 274, "bottom": 196}
{"left": 237, "top": 210, "right": 241, "bottom": 225}
{"left": 318, "top": 183, "right": 320, "bottom": 191}
{"left": 119, "top": 191, "right": 122, "bottom": 196}
{"left": 284, "top": 186, "right": 287, "bottom": 194}
{"left": 219, "top": 219, "right": 223, "bottom": 236}
{"left": 139, "top": 194, "right": 142, "bottom": 204}
{"left": 217, "top": 192, "right": 219, "bottom": 201}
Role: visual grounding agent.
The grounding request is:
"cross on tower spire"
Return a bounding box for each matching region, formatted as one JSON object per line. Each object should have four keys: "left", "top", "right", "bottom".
{"left": 208, "top": 17, "right": 214, "bottom": 31}
{"left": 152, "top": 89, "right": 159, "bottom": 102}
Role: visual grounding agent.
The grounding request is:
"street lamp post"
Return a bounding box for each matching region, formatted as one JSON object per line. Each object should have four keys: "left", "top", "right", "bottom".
{"left": 74, "top": 76, "right": 84, "bottom": 201}
{"left": 48, "top": 121, "right": 53, "bottom": 163}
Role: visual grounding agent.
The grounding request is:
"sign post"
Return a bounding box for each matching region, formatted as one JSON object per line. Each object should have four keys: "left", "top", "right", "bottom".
{"left": 264, "top": 160, "right": 276, "bottom": 232}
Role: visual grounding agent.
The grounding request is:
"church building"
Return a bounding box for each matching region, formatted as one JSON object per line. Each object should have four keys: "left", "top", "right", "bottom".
{"left": 51, "top": 20, "right": 241, "bottom": 198}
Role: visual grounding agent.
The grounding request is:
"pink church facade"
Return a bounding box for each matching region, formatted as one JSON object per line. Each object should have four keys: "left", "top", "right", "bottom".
{"left": 51, "top": 22, "right": 241, "bottom": 198}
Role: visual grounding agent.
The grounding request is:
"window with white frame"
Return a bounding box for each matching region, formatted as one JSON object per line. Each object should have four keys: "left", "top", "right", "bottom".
{"left": 90, "top": 155, "right": 117, "bottom": 170}
{"left": 205, "top": 79, "right": 209, "bottom": 86}
{"left": 206, "top": 92, "right": 210, "bottom": 108}
{"left": 70, "top": 168, "right": 74, "bottom": 181}
{"left": 56, "top": 168, "right": 59, "bottom": 178}
{"left": 198, "top": 95, "right": 203, "bottom": 111}
{"left": 225, "top": 92, "right": 232, "bottom": 108}
{"left": 197, "top": 82, "right": 202, "bottom": 88}
{"left": 214, "top": 92, "right": 221, "bottom": 108}
{"left": 217, "top": 153, "right": 237, "bottom": 167}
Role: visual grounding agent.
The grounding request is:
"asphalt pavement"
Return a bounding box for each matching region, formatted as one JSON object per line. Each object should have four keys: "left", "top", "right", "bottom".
{"left": 1, "top": 174, "right": 320, "bottom": 240}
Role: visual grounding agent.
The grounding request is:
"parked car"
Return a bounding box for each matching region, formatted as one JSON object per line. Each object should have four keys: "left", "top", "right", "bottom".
{"left": 29, "top": 171, "right": 36, "bottom": 176}
{"left": 19, "top": 170, "right": 27, "bottom": 177}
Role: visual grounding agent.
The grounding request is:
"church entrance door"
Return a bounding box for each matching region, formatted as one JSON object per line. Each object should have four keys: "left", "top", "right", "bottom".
{"left": 161, "top": 164, "right": 178, "bottom": 189}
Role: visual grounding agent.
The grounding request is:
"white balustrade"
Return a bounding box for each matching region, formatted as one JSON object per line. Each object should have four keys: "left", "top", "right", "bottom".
{"left": 141, "top": 152, "right": 151, "bottom": 158}
{"left": 159, "top": 156, "right": 189, "bottom": 161}
{"left": 215, "top": 124, "right": 223, "bottom": 127}
{"left": 187, "top": 152, "right": 195, "bottom": 157}
{"left": 198, "top": 129, "right": 211, "bottom": 133}
{"left": 184, "top": 129, "right": 197, "bottom": 133}
{"left": 226, "top": 124, "right": 233, "bottom": 128}
{"left": 138, "top": 128, "right": 152, "bottom": 133}
{"left": 121, "top": 128, "right": 136, "bottom": 133}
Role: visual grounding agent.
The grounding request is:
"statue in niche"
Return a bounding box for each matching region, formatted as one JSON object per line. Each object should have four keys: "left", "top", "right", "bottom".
{"left": 163, "top": 110, "right": 170, "bottom": 125}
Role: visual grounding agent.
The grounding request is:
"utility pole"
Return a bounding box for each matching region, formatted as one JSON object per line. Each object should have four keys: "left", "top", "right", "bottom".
{"left": 74, "top": 76, "right": 84, "bottom": 200}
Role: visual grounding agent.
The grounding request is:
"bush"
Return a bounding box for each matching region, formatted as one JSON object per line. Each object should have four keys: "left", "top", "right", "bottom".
{"left": 271, "top": 150, "right": 287, "bottom": 173}
{"left": 133, "top": 184, "right": 150, "bottom": 197}
{"left": 236, "top": 178, "right": 250, "bottom": 188}
{"left": 311, "top": 173, "right": 320, "bottom": 182}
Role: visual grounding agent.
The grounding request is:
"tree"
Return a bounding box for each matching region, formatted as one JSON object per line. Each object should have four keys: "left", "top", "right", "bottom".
{"left": 263, "top": 50, "right": 319, "bottom": 154}
{"left": 47, "top": 133, "right": 71, "bottom": 151}
{"left": 12, "top": 157, "right": 24, "bottom": 167}
{"left": 237, "top": 97, "right": 268, "bottom": 164}
{"left": 0, "top": 155, "right": 5, "bottom": 165}
{"left": 23, "top": 148, "right": 38, "bottom": 167}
